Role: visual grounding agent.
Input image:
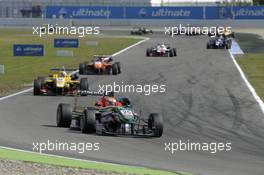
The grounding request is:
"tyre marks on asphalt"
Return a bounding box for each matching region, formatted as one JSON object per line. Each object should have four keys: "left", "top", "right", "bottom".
{"left": 225, "top": 88, "right": 243, "bottom": 131}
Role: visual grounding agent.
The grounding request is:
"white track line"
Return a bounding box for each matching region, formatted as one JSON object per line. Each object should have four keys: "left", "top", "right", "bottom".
{"left": 0, "top": 88, "right": 33, "bottom": 101}
{"left": 112, "top": 37, "right": 149, "bottom": 57}
{"left": 0, "top": 37, "right": 149, "bottom": 102}
{"left": 0, "top": 146, "right": 133, "bottom": 167}
{"left": 229, "top": 51, "right": 264, "bottom": 114}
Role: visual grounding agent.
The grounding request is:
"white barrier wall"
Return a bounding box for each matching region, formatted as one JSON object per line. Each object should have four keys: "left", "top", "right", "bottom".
{"left": 0, "top": 18, "right": 263, "bottom": 29}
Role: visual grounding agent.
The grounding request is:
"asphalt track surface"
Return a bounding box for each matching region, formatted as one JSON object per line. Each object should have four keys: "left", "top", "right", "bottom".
{"left": 0, "top": 31, "right": 264, "bottom": 175}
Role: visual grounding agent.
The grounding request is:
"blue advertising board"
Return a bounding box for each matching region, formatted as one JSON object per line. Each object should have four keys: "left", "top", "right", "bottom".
{"left": 233, "top": 6, "right": 264, "bottom": 19}
{"left": 54, "top": 39, "right": 79, "bottom": 48}
{"left": 205, "top": 6, "right": 234, "bottom": 19}
{"left": 205, "top": 6, "right": 264, "bottom": 19}
{"left": 13, "top": 45, "right": 44, "bottom": 56}
{"left": 125, "top": 7, "right": 203, "bottom": 19}
{"left": 46, "top": 6, "right": 203, "bottom": 19}
{"left": 46, "top": 5, "right": 264, "bottom": 20}
{"left": 46, "top": 6, "right": 124, "bottom": 19}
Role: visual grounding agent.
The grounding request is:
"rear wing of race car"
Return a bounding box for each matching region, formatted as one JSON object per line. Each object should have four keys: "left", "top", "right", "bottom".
{"left": 93, "top": 55, "right": 112, "bottom": 58}
{"left": 50, "top": 68, "right": 77, "bottom": 72}
{"left": 50, "top": 68, "right": 79, "bottom": 76}
{"left": 78, "top": 90, "right": 104, "bottom": 96}
{"left": 156, "top": 43, "right": 170, "bottom": 46}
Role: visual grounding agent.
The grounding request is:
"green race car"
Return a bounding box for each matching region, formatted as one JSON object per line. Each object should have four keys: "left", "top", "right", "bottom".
{"left": 56, "top": 96, "right": 163, "bottom": 137}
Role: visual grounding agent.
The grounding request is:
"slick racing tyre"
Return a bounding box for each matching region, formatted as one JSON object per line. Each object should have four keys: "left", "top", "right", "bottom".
{"left": 37, "top": 76, "right": 46, "bottom": 84}
{"left": 80, "top": 78, "right": 89, "bottom": 96}
{"left": 116, "top": 62, "right": 121, "bottom": 74}
{"left": 33, "top": 79, "right": 42, "bottom": 96}
{"left": 57, "top": 103, "right": 72, "bottom": 127}
{"left": 169, "top": 50, "right": 174, "bottom": 57}
{"left": 112, "top": 63, "right": 118, "bottom": 75}
{"left": 81, "top": 109, "right": 96, "bottom": 134}
{"left": 173, "top": 48, "right": 177, "bottom": 56}
{"left": 148, "top": 113, "right": 163, "bottom": 137}
{"left": 146, "top": 48, "right": 150, "bottom": 57}
{"left": 226, "top": 42, "right": 232, "bottom": 49}
{"left": 207, "top": 43, "right": 211, "bottom": 49}
{"left": 79, "top": 63, "right": 86, "bottom": 75}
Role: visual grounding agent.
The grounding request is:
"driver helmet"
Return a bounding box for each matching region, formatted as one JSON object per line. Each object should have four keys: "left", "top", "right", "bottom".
{"left": 102, "top": 96, "right": 122, "bottom": 106}
{"left": 105, "top": 91, "right": 114, "bottom": 97}
{"left": 101, "top": 92, "right": 122, "bottom": 107}
{"left": 96, "top": 57, "right": 103, "bottom": 62}
{"left": 60, "top": 71, "right": 67, "bottom": 77}
{"left": 104, "top": 96, "right": 117, "bottom": 106}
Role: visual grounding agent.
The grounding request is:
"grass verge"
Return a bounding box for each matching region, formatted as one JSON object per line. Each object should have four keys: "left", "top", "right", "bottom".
{"left": 0, "top": 147, "right": 191, "bottom": 175}
{"left": 0, "top": 28, "right": 141, "bottom": 96}
{"left": 235, "top": 33, "right": 264, "bottom": 101}
{"left": 236, "top": 53, "right": 264, "bottom": 100}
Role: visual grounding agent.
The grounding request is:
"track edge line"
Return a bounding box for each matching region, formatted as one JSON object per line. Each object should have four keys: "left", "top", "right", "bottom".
{"left": 228, "top": 50, "right": 264, "bottom": 114}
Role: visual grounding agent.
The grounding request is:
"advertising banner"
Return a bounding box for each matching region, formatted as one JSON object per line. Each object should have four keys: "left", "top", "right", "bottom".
{"left": 46, "top": 6, "right": 264, "bottom": 20}
{"left": 13, "top": 45, "right": 44, "bottom": 56}
{"left": 54, "top": 39, "right": 79, "bottom": 48}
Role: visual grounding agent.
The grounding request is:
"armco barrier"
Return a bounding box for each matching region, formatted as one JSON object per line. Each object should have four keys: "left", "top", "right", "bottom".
{"left": 46, "top": 6, "right": 264, "bottom": 20}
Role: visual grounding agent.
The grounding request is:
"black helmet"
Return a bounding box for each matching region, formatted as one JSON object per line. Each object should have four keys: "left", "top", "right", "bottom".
{"left": 105, "top": 91, "right": 114, "bottom": 97}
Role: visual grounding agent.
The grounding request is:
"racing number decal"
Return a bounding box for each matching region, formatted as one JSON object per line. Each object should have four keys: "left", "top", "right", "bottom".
{"left": 120, "top": 109, "right": 133, "bottom": 116}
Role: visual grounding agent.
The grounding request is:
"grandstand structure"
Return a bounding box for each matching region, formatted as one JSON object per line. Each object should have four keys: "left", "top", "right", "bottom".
{"left": 0, "top": 0, "right": 253, "bottom": 18}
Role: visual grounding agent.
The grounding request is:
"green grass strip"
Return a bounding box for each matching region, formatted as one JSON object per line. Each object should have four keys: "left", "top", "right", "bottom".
{"left": 237, "top": 53, "right": 264, "bottom": 101}
{"left": 0, "top": 28, "right": 141, "bottom": 95}
{"left": 0, "top": 147, "right": 191, "bottom": 175}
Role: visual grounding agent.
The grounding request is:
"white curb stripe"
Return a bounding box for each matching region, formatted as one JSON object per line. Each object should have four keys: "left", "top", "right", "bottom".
{"left": 229, "top": 51, "right": 264, "bottom": 114}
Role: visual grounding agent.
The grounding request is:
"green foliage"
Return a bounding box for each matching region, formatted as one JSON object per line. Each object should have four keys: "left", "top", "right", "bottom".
{"left": 253, "top": 0, "right": 264, "bottom": 5}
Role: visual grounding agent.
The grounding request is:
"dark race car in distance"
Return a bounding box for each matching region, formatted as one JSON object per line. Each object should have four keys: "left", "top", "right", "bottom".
{"left": 131, "top": 27, "right": 153, "bottom": 35}
{"left": 146, "top": 43, "right": 177, "bottom": 57}
{"left": 207, "top": 36, "right": 232, "bottom": 49}
{"left": 208, "top": 27, "right": 235, "bottom": 38}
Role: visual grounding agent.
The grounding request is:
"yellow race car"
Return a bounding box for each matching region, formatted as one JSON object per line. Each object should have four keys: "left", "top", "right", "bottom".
{"left": 208, "top": 27, "right": 235, "bottom": 38}
{"left": 222, "top": 29, "right": 235, "bottom": 38}
{"left": 33, "top": 68, "right": 89, "bottom": 96}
